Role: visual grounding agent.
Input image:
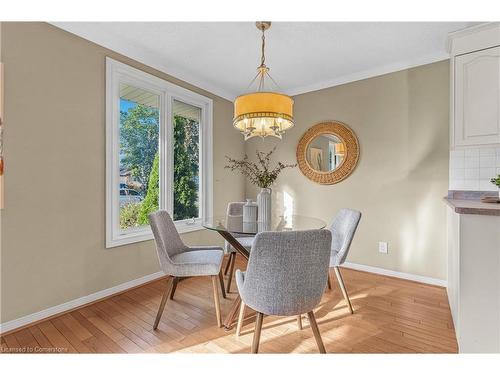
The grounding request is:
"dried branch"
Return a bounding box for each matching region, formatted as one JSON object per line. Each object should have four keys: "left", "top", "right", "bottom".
{"left": 225, "top": 147, "right": 296, "bottom": 189}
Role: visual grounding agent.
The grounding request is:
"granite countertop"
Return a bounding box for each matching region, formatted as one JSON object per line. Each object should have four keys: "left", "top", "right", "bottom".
{"left": 444, "top": 191, "right": 500, "bottom": 216}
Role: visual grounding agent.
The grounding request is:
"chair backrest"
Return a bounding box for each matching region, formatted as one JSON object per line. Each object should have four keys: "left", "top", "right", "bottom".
{"left": 227, "top": 202, "right": 245, "bottom": 216}
{"left": 239, "top": 229, "right": 332, "bottom": 316}
{"left": 225, "top": 203, "right": 253, "bottom": 253}
{"left": 149, "top": 210, "right": 187, "bottom": 272}
{"left": 329, "top": 208, "right": 361, "bottom": 265}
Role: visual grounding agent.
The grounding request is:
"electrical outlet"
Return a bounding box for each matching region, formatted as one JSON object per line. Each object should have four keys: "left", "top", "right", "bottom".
{"left": 378, "top": 242, "right": 388, "bottom": 254}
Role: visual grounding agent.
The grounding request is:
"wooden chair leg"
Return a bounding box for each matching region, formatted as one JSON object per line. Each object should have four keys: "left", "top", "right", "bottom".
{"left": 307, "top": 311, "right": 326, "bottom": 353}
{"left": 226, "top": 251, "right": 236, "bottom": 293}
{"left": 223, "top": 252, "right": 233, "bottom": 276}
{"left": 218, "top": 271, "right": 227, "bottom": 299}
{"left": 297, "top": 315, "right": 303, "bottom": 330}
{"left": 169, "top": 277, "right": 179, "bottom": 300}
{"left": 327, "top": 270, "right": 332, "bottom": 290}
{"left": 251, "top": 312, "right": 264, "bottom": 353}
{"left": 236, "top": 301, "right": 246, "bottom": 336}
{"left": 211, "top": 275, "right": 222, "bottom": 328}
{"left": 153, "top": 277, "right": 174, "bottom": 330}
{"left": 334, "top": 266, "right": 354, "bottom": 314}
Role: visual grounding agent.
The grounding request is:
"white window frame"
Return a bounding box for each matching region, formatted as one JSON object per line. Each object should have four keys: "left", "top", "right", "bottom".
{"left": 106, "top": 58, "right": 213, "bottom": 248}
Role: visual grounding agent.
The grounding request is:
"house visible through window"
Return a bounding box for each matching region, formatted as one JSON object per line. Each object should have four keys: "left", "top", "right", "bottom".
{"left": 106, "top": 58, "right": 213, "bottom": 248}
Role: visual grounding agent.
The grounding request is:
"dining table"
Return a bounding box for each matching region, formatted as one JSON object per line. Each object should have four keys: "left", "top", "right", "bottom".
{"left": 202, "top": 213, "right": 326, "bottom": 330}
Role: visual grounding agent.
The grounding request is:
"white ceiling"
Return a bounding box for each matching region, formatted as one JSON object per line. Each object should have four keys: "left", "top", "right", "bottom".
{"left": 53, "top": 22, "right": 475, "bottom": 101}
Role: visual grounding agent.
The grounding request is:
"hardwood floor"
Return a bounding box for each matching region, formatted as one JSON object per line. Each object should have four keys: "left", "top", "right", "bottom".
{"left": 0, "top": 256, "right": 458, "bottom": 353}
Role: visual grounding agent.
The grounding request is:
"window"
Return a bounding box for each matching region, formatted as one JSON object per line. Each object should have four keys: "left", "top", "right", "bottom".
{"left": 118, "top": 84, "right": 160, "bottom": 231}
{"left": 172, "top": 100, "right": 201, "bottom": 221}
{"left": 106, "top": 58, "right": 213, "bottom": 248}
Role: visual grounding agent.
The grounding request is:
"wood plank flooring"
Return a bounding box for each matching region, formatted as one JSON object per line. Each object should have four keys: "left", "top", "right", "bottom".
{"left": 0, "top": 256, "right": 458, "bottom": 353}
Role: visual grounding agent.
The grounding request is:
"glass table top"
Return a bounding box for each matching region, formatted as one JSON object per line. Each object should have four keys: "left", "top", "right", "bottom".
{"left": 202, "top": 214, "right": 326, "bottom": 235}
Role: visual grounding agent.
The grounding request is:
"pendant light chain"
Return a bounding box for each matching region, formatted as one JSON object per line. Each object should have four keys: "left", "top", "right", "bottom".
{"left": 258, "top": 26, "right": 266, "bottom": 91}
{"left": 260, "top": 26, "right": 266, "bottom": 68}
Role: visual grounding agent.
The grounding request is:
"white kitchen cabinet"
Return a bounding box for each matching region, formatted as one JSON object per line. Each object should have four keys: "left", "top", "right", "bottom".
{"left": 449, "top": 23, "right": 500, "bottom": 148}
{"left": 446, "top": 207, "right": 500, "bottom": 352}
{"left": 454, "top": 46, "right": 500, "bottom": 146}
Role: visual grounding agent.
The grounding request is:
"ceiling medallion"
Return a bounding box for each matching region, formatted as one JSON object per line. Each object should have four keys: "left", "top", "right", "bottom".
{"left": 233, "top": 22, "right": 294, "bottom": 140}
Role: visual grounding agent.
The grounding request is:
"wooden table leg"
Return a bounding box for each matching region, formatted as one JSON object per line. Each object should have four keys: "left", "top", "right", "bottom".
{"left": 216, "top": 230, "right": 250, "bottom": 331}
{"left": 226, "top": 251, "right": 236, "bottom": 293}
{"left": 218, "top": 231, "right": 250, "bottom": 260}
{"left": 223, "top": 295, "right": 242, "bottom": 331}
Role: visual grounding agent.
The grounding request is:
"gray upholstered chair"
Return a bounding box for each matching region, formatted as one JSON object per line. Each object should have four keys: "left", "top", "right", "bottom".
{"left": 223, "top": 202, "right": 255, "bottom": 293}
{"left": 235, "top": 229, "right": 332, "bottom": 353}
{"left": 148, "top": 210, "right": 226, "bottom": 329}
{"left": 326, "top": 208, "right": 362, "bottom": 314}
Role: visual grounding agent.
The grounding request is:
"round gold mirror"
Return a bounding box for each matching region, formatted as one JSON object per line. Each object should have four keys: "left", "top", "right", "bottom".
{"left": 297, "top": 121, "right": 359, "bottom": 184}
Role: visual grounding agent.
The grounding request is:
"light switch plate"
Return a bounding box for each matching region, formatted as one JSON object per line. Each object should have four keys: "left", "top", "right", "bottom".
{"left": 379, "top": 242, "right": 388, "bottom": 254}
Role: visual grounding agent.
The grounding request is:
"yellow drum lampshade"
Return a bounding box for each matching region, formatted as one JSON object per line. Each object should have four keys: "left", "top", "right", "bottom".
{"left": 233, "top": 92, "right": 294, "bottom": 140}
{"left": 335, "top": 142, "right": 346, "bottom": 155}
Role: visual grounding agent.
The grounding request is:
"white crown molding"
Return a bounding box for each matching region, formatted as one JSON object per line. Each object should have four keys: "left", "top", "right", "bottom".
{"left": 49, "top": 22, "right": 237, "bottom": 102}
{"left": 0, "top": 271, "right": 164, "bottom": 335}
{"left": 342, "top": 262, "right": 447, "bottom": 287}
{"left": 286, "top": 51, "right": 450, "bottom": 97}
{"left": 446, "top": 22, "right": 497, "bottom": 51}
{"left": 446, "top": 22, "right": 492, "bottom": 54}
{"left": 447, "top": 22, "right": 500, "bottom": 56}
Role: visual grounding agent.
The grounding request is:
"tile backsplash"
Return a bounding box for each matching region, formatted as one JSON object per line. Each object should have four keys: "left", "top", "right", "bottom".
{"left": 450, "top": 147, "right": 500, "bottom": 191}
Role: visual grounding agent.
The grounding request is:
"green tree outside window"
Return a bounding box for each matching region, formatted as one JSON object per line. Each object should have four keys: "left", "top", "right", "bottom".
{"left": 120, "top": 103, "right": 199, "bottom": 227}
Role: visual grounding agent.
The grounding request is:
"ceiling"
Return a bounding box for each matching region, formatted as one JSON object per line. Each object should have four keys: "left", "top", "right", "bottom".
{"left": 53, "top": 22, "right": 475, "bottom": 101}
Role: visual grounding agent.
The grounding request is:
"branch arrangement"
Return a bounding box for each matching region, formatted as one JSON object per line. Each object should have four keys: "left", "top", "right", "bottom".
{"left": 225, "top": 147, "right": 296, "bottom": 189}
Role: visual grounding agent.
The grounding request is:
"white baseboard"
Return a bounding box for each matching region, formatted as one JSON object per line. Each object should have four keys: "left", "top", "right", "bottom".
{"left": 342, "top": 262, "right": 447, "bottom": 287}
{"left": 0, "top": 271, "right": 164, "bottom": 335}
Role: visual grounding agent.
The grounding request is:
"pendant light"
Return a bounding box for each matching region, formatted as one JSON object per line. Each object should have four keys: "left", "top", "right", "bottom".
{"left": 233, "top": 22, "right": 294, "bottom": 140}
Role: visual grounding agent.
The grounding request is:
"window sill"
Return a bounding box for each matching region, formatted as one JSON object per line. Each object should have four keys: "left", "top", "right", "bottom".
{"left": 176, "top": 224, "right": 205, "bottom": 234}
{"left": 106, "top": 229, "right": 154, "bottom": 248}
{"left": 175, "top": 219, "right": 205, "bottom": 234}
{"left": 106, "top": 221, "right": 206, "bottom": 248}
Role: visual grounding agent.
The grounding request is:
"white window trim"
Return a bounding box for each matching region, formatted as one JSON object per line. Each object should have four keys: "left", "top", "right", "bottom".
{"left": 106, "top": 58, "right": 213, "bottom": 248}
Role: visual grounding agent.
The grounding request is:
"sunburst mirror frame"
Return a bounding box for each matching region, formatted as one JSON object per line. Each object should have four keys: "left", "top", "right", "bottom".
{"left": 296, "top": 121, "right": 360, "bottom": 185}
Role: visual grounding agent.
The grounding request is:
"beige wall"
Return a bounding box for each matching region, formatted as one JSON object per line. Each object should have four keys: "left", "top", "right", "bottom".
{"left": 245, "top": 61, "right": 450, "bottom": 280}
{"left": 0, "top": 22, "right": 450, "bottom": 324}
{"left": 0, "top": 22, "right": 245, "bottom": 323}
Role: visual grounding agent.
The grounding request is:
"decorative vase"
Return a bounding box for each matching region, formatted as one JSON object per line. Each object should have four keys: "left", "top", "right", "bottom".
{"left": 258, "top": 220, "right": 272, "bottom": 232}
{"left": 243, "top": 221, "right": 258, "bottom": 233}
{"left": 243, "top": 199, "right": 258, "bottom": 222}
{"left": 257, "top": 188, "right": 272, "bottom": 224}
